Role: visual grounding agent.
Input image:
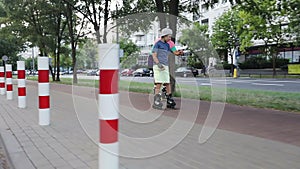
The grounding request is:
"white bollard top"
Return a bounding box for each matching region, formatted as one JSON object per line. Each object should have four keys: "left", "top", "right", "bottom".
{"left": 38, "top": 57, "right": 49, "bottom": 70}
{"left": 17, "top": 61, "right": 25, "bottom": 70}
{"left": 98, "top": 44, "right": 119, "bottom": 70}
{"left": 0, "top": 66, "right": 4, "bottom": 72}
{"left": 5, "top": 64, "right": 12, "bottom": 71}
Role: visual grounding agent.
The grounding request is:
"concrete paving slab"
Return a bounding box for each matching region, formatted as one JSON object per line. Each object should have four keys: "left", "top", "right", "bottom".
{"left": 0, "top": 81, "right": 299, "bottom": 169}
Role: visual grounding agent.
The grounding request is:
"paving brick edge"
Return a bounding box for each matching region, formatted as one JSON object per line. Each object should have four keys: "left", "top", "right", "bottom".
{"left": 0, "top": 132, "right": 13, "bottom": 169}
{"left": 0, "top": 129, "right": 35, "bottom": 169}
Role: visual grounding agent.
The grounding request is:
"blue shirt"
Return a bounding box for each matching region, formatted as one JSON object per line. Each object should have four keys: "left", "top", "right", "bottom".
{"left": 152, "top": 40, "right": 172, "bottom": 65}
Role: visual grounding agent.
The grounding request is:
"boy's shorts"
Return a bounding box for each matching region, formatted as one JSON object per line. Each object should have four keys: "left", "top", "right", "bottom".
{"left": 153, "top": 65, "right": 170, "bottom": 83}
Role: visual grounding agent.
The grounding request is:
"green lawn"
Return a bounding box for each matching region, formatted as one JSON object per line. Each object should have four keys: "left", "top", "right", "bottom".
{"left": 26, "top": 76, "right": 300, "bottom": 113}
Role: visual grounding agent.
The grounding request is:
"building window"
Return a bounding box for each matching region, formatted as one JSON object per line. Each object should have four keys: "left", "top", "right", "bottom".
{"left": 201, "top": 19, "right": 209, "bottom": 25}
{"left": 279, "top": 50, "right": 300, "bottom": 63}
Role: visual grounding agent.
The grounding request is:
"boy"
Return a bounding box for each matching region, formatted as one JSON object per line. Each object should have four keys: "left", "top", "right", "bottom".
{"left": 152, "top": 28, "right": 181, "bottom": 109}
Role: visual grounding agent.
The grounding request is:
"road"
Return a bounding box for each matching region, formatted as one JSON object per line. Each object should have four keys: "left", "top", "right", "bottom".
{"left": 121, "top": 76, "right": 300, "bottom": 93}
{"left": 60, "top": 74, "right": 300, "bottom": 93}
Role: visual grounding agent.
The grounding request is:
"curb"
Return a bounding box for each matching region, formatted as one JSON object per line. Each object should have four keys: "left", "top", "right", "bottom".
{"left": 0, "top": 129, "right": 35, "bottom": 169}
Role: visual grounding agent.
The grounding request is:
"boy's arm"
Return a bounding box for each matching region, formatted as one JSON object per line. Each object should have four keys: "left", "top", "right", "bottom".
{"left": 152, "top": 52, "right": 159, "bottom": 64}
{"left": 173, "top": 50, "right": 183, "bottom": 56}
{"left": 152, "top": 52, "right": 164, "bottom": 70}
{"left": 170, "top": 46, "right": 183, "bottom": 56}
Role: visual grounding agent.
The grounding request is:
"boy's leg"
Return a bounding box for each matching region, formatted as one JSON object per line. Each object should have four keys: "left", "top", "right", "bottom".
{"left": 165, "top": 83, "right": 176, "bottom": 108}
{"left": 153, "top": 83, "right": 163, "bottom": 109}
{"left": 166, "top": 83, "right": 171, "bottom": 95}
{"left": 155, "top": 83, "right": 162, "bottom": 94}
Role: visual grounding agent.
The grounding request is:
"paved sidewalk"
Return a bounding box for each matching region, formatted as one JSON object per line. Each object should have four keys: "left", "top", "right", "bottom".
{"left": 0, "top": 81, "right": 299, "bottom": 169}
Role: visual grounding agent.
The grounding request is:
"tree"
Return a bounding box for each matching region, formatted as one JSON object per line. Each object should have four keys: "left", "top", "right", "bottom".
{"left": 64, "top": 1, "right": 89, "bottom": 84}
{"left": 2, "top": 0, "right": 69, "bottom": 81}
{"left": 62, "top": 0, "right": 114, "bottom": 44}
{"left": 236, "top": 0, "right": 290, "bottom": 76}
{"left": 51, "top": 0, "right": 68, "bottom": 82}
{"left": 211, "top": 8, "right": 242, "bottom": 75}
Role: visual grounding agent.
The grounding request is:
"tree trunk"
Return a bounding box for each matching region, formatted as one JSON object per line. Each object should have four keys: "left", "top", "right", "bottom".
{"left": 95, "top": 25, "right": 102, "bottom": 44}
{"left": 55, "top": 9, "right": 66, "bottom": 82}
{"left": 168, "top": 0, "right": 179, "bottom": 93}
{"left": 272, "top": 52, "right": 277, "bottom": 78}
{"left": 72, "top": 47, "right": 78, "bottom": 84}
{"left": 56, "top": 45, "right": 61, "bottom": 81}
{"left": 66, "top": 3, "right": 78, "bottom": 84}
{"left": 103, "top": 0, "right": 110, "bottom": 43}
{"left": 155, "top": 0, "right": 166, "bottom": 29}
{"left": 53, "top": 51, "right": 57, "bottom": 81}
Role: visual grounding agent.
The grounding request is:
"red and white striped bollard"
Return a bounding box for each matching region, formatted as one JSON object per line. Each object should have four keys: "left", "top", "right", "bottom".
{"left": 38, "top": 57, "right": 50, "bottom": 126}
{"left": 17, "top": 61, "right": 26, "bottom": 108}
{"left": 0, "top": 66, "right": 5, "bottom": 95}
{"left": 98, "top": 44, "right": 119, "bottom": 169}
{"left": 5, "top": 64, "right": 13, "bottom": 100}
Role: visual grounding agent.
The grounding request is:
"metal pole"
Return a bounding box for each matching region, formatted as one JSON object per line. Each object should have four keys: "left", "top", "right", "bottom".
{"left": 32, "top": 47, "right": 35, "bottom": 75}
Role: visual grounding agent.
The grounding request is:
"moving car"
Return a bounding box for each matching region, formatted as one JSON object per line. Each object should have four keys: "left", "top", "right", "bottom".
{"left": 87, "top": 69, "right": 98, "bottom": 76}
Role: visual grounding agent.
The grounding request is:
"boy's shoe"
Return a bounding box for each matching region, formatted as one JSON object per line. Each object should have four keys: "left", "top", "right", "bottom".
{"left": 153, "top": 94, "right": 163, "bottom": 110}
{"left": 166, "top": 94, "right": 176, "bottom": 109}
{"left": 161, "top": 86, "right": 167, "bottom": 99}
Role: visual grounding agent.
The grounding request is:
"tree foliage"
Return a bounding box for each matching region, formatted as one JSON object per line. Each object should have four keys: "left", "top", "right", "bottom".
{"left": 288, "top": 0, "right": 300, "bottom": 44}
{"left": 77, "top": 39, "right": 98, "bottom": 69}
{"left": 119, "top": 38, "right": 140, "bottom": 69}
{"left": 180, "top": 22, "right": 215, "bottom": 67}
{"left": 211, "top": 8, "right": 241, "bottom": 51}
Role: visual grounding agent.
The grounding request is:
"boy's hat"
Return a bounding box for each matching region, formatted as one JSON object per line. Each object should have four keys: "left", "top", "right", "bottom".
{"left": 161, "top": 28, "right": 173, "bottom": 37}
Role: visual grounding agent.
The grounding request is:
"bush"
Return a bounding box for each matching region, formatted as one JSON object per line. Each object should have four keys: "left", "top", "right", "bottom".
{"left": 188, "top": 62, "right": 204, "bottom": 69}
{"left": 276, "top": 58, "right": 289, "bottom": 68}
{"left": 239, "top": 56, "right": 289, "bottom": 69}
{"left": 215, "top": 62, "right": 231, "bottom": 70}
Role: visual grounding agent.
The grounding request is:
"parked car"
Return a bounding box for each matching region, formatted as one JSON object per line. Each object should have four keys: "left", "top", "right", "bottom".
{"left": 175, "top": 67, "right": 198, "bottom": 77}
{"left": 133, "top": 68, "right": 151, "bottom": 77}
{"left": 76, "top": 69, "right": 84, "bottom": 74}
{"left": 87, "top": 70, "right": 98, "bottom": 76}
{"left": 96, "top": 70, "right": 100, "bottom": 76}
{"left": 149, "top": 69, "right": 153, "bottom": 77}
{"left": 121, "top": 69, "right": 134, "bottom": 76}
